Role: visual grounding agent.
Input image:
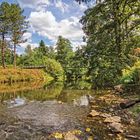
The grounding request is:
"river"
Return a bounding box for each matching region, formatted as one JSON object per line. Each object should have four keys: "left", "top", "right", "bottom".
{"left": 0, "top": 81, "right": 140, "bottom": 140}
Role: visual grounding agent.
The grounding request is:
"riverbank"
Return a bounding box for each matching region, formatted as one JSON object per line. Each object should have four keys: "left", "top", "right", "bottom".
{"left": 0, "top": 68, "right": 53, "bottom": 83}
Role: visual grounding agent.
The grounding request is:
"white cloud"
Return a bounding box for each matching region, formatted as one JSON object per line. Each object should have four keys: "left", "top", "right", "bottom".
{"left": 79, "top": 3, "right": 88, "bottom": 11}
{"left": 29, "top": 10, "right": 85, "bottom": 47}
{"left": 17, "top": 0, "right": 87, "bottom": 49}
{"left": 22, "top": 32, "right": 32, "bottom": 42}
{"left": 17, "top": 0, "right": 50, "bottom": 10}
{"left": 68, "top": 1, "right": 88, "bottom": 16}
{"left": 54, "top": 0, "right": 69, "bottom": 13}
{"left": 20, "top": 42, "right": 38, "bottom": 49}
{"left": 18, "top": 0, "right": 87, "bottom": 13}
{"left": 19, "top": 32, "right": 38, "bottom": 50}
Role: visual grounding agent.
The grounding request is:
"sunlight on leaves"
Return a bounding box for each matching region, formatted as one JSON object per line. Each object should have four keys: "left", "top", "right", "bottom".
{"left": 71, "top": 129, "right": 82, "bottom": 135}
{"left": 53, "top": 132, "right": 63, "bottom": 139}
{"left": 86, "top": 128, "right": 91, "bottom": 132}
{"left": 87, "top": 136, "right": 93, "bottom": 140}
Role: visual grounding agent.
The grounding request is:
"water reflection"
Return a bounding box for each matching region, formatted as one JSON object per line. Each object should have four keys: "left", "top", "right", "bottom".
{"left": 0, "top": 82, "right": 64, "bottom": 103}
{"left": 5, "top": 96, "right": 26, "bottom": 108}
{"left": 65, "top": 81, "right": 92, "bottom": 90}
{"left": 73, "top": 95, "right": 94, "bottom": 107}
{"left": 0, "top": 81, "right": 96, "bottom": 107}
{"left": 73, "top": 95, "right": 90, "bottom": 106}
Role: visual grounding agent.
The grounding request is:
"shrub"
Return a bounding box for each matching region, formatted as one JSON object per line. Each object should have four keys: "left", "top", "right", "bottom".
{"left": 121, "top": 61, "right": 140, "bottom": 85}
{"left": 43, "top": 57, "right": 64, "bottom": 81}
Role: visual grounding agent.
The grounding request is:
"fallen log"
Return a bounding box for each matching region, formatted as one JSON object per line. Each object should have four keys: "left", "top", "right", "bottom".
{"left": 120, "top": 99, "right": 140, "bottom": 109}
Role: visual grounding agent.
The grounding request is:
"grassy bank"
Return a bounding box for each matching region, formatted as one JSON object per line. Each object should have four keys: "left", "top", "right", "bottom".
{"left": 0, "top": 68, "right": 53, "bottom": 83}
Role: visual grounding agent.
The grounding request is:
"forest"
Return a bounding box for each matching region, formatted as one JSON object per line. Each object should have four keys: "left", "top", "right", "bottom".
{"left": 0, "top": 0, "right": 140, "bottom": 139}
{"left": 0, "top": 0, "right": 140, "bottom": 88}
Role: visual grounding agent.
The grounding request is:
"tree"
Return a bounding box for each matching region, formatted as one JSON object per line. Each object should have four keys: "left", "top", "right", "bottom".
{"left": 38, "top": 40, "right": 49, "bottom": 56}
{"left": 43, "top": 57, "right": 64, "bottom": 81}
{"left": 19, "top": 42, "right": 54, "bottom": 66}
{"left": 80, "top": 0, "right": 140, "bottom": 87}
{"left": 56, "top": 36, "right": 75, "bottom": 80}
{"left": 67, "top": 46, "right": 88, "bottom": 81}
{"left": 0, "top": 2, "right": 27, "bottom": 68}
{"left": 10, "top": 4, "right": 27, "bottom": 68}
{"left": 0, "top": 2, "right": 11, "bottom": 68}
{"left": 25, "top": 44, "right": 32, "bottom": 57}
{"left": 56, "top": 36, "right": 74, "bottom": 69}
{"left": 48, "top": 46, "right": 56, "bottom": 59}
{"left": 0, "top": 40, "right": 14, "bottom": 65}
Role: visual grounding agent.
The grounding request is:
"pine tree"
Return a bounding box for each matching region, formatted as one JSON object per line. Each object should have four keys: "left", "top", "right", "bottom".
{"left": 0, "top": 2, "right": 11, "bottom": 68}
{"left": 10, "top": 4, "right": 27, "bottom": 68}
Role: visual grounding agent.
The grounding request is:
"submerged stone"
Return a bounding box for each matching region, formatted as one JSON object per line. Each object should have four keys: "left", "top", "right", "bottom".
{"left": 89, "top": 110, "right": 100, "bottom": 117}
{"left": 104, "top": 116, "right": 121, "bottom": 123}
{"left": 109, "top": 122, "right": 123, "bottom": 133}
{"left": 64, "top": 132, "right": 79, "bottom": 140}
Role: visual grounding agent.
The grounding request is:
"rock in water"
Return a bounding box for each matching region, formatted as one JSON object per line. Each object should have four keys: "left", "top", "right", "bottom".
{"left": 89, "top": 110, "right": 100, "bottom": 117}
{"left": 104, "top": 116, "right": 121, "bottom": 123}
{"left": 73, "top": 95, "right": 90, "bottom": 106}
{"left": 109, "top": 122, "right": 123, "bottom": 133}
{"left": 100, "top": 113, "right": 111, "bottom": 118}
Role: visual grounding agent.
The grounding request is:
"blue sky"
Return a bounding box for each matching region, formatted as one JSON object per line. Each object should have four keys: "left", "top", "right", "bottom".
{"left": 0, "top": 0, "right": 91, "bottom": 53}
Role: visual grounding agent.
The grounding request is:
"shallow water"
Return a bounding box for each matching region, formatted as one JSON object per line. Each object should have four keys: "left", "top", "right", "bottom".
{"left": 0, "top": 81, "right": 95, "bottom": 129}
{"left": 0, "top": 81, "right": 98, "bottom": 139}
{"left": 0, "top": 81, "right": 139, "bottom": 140}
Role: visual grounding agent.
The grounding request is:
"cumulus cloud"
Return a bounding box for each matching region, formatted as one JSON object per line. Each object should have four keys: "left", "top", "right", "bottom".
{"left": 54, "top": 0, "right": 69, "bottom": 13}
{"left": 17, "top": 0, "right": 87, "bottom": 49}
{"left": 29, "top": 10, "right": 85, "bottom": 46}
{"left": 22, "top": 32, "right": 32, "bottom": 42}
{"left": 17, "top": 0, "right": 71, "bottom": 13}
{"left": 17, "top": 0, "right": 50, "bottom": 10}
{"left": 19, "top": 32, "right": 38, "bottom": 50}
{"left": 20, "top": 42, "right": 38, "bottom": 50}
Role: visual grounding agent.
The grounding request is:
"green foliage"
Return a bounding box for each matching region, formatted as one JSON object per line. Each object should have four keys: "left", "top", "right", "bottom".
{"left": 67, "top": 46, "right": 88, "bottom": 81}
{"left": 56, "top": 36, "right": 74, "bottom": 69}
{"left": 0, "top": 2, "right": 11, "bottom": 68}
{"left": 43, "top": 57, "right": 64, "bottom": 81}
{"left": 10, "top": 3, "right": 27, "bottom": 45}
{"left": 80, "top": 0, "right": 140, "bottom": 87}
{"left": 0, "top": 2, "right": 27, "bottom": 68}
{"left": 66, "top": 80, "right": 92, "bottom": 90}
{"left": 130, "top": 104, "right": 140, "bottom": 117}
{"left": 0, "top": 68, "right": 47, "bottom": 83}
{"left": 38, "top": 40, "right": 49, "bottom": 56}
{"left": 1, "top": 0, "right": 140, "bottom": 89}
{"left": 121, "top": 61, "right": 140, "bottom": 85}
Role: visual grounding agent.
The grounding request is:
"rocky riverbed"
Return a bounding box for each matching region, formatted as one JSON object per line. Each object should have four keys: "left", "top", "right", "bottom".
{"left": 0, "top": 89, "right": 140, "bottom": 140}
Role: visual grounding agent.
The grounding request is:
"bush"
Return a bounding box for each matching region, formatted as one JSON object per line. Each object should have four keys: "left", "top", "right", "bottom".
{"left": 43, "top": 57, "right": 64, "bottom": 81}
{"left": 0, "top": 68, "right": 47, "bottom": 83}
{"left": 121, "top": 61, "right": 140, "bottom": 85}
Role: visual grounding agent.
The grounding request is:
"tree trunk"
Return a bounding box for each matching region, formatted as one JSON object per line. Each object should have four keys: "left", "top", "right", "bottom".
{"left": 112, "top": 0, "right": 122, "bottom": 75}
{"left": 13, "top": 43, "right": 16, "bottom": 68}
{"left": 1, "top": 34, "right": 6, "bottom": 69}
